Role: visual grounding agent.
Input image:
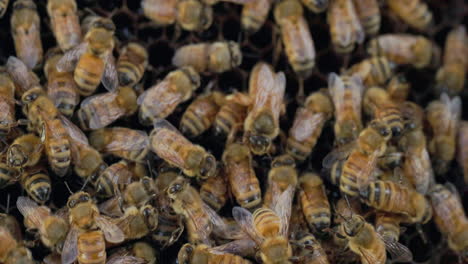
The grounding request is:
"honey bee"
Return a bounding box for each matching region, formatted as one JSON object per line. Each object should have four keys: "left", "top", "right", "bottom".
{"left": 141, "top": 0, "right": 178, "bottom": 26}
{"left": 123, "top": 176, "right": 157, "bottom": 208}
{"left": 264, "top": 154, "right": 297, "bottom": 208}
{"left": 77, "top": 86, "right": 138, "bottom": 130}
{"left": 20, "top": 165, "right": 51, "bottom": 204}
{"left": 352, "top": 0, "right": 380, "bottom": 35}
{"left": 117, "top": 43, "right": 148, "bottom": 87}
{"left": 178, "top": 243, "right": 253, "bottom": 264}
{"left": 435, "top": 25, "right": 467, "bottom": 95}
{"left": 360, "top": 180, "right": 433, "bottom": 224}
{"left": 328, "top": 73, "right": 364, "bottom": 145}
{"left": 363, "top": 86, "right": 404, "bottom": 137}
{"left": 172, "top": 41, "right": 242, "bottom": 73}
{"left": 301, "top": 0, "right": 328, "bottom": 13}
{"left": 95, "top": 160, "right": 135, "bottom": 198}
{"left": 61, "top": 191, "right": 125, "bottom": 264}
{"left": 0, "top": 156, "right": 19, "bottom": 188}
{"left": 47, "top": 0, "right": 82, "bottom": 52}
{"left": 286, "top": 90, "right": 333, "bottom": 161}
{"left": 0, "top": 226, "right": 35, "bottom": 264}
{"left": 5, "top": 56, "right": 40, "bottom": 99}
{"left": 244, "top": 62, "right": 286, "bottom": 155}
{"left": 426, "top": 93, "right": 462, "bottom": 175}
{"left": 241, "top": 0, "right": 272, "bottom": 33}
{"left": 57, "top": 16, "right": 118, "bottom": 95}
{"left": 16, "top": 196, "right": 68, "bottom": 252}
{"left": 387, "top": 0, "right": 433, "bottom": 31}
{"left": 274, "top": 0, "right": 316, "bottom": 78}
{"left": 138, "top": 67, "right": 200, "bottom": 126}
{"left": 6, "top": 133, "right": 42, "bottom": 169}
{"left": 429, "top": 184, "right": 468, "bottom": 260}
{"left": 386, "top": 74, "right": 410, "bottom": 102}
{"left": 176, "top": 0, "right": 213, "bottom": 32}
{"left": 44, "top": 48, "right": 80, "bottom": 117}
{"left": 200, "top": 169, "right": 228, "bottom": 211}
{"left": 213, "top": 92, "right": 248, "bottom": 137}
{"left": 290, "top": 232, "right": 330, "bottom": 264}
{"left": 89, "top": 127, "right": 150, "bottom": 163}
{"left": 375, "top": 212, "right": 402, "bottom": 244}
{"left": 0, "top": 68, "right": 17, "bottom": 136}
{"left": 327, "top": 0, "right": 364, "bottom": 54}
{"left": 180, "top": 91, "right": 224, "bottom": 138}
{"left": 150, "top": 119, "right": 217, "bottom": 179}
{"left": 298, "top": 172, "right": 331, "bottom": 234}
{"left": 114, "top": 205, "right": 158, "bottom": 240}
{"left": 222, "top": 141, "right": 262, "bottom": 209}
{"left": 458, "top": 121, "right": 468, "bottom": 185}
{"left": 10, "top": 0, "right": 43, "bottom": 69}
{"left": 0, "top": 0, "right": 8, "bottom": 17}
{"left": 347, "top": 57, "right": 395, "bottom": 87}
{"left": 367, "top": 34, "right": 438, "bottom": 69}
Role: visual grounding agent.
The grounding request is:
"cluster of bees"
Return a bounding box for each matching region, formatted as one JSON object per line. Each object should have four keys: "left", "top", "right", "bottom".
{"left": 0, "top": 0, "right": 466, "bottom": 263}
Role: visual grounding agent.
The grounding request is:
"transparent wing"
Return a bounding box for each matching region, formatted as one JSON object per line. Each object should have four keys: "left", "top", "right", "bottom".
{"left": 448, "top": 95, "right": 461, "bottom": 130}
{"left": 357, "top": 246, "right": 381, "bottom": 264}
{"left": 203, "top": 203, "right": 245, "bottom": 240}
{"left": 290, "top": 111, "right": 325, "bottom": 142}
{"left": 252, "top": 63, "right": 276, "bottom": 110}
{"left": 271, "top": 72, "right": 286, "bottom": 121}
{"left": 322, "top": 142, "right": 356, "bottom": 169}
{"left": 57, "top": 42, "right": 88, "bottom": 72}
{"left": 232, "top": 206, "right": 263, "bottom": 245}
{"left": 183, "top": 205, "right": 212, "bottom": 245}
{"left": 151, "top": 119, "right": 189, "bottom": 167}
{"left": 209, "top": 238, "right": 257, "bottom": 257}
{"left": 95, "top": 215, "right": 125, "bottom": 243}
{"left": 105, "top": 128, "right": 149, "bottom": 152}
{"left": 61, "top": 228, "right": 79, "bottom": 264}
{"left": 407, "top": 150, "right": 432, "bottom": 194}
{"left": 349, "top": 74, "right": 364, "bottom": 122}
{"left": 6, "top": 56, "right": 39, "bottom": 91}
{"left": 59, "top": 115, "right": 89, "bottom": 146}
{"left": 357, "top": 151, "right": 379, "bottom": 191}
{"left": 137, "top": 81, "right": 170, "bottom": 105}
{"left": 328, "top": 73, "right": 345, "bottom": 121}
{"left": 102, "top": 53, "right": 118, "bottom": 92}
{"left": 273, "top": 185, "right": 294, "bottom": 237}
{"left": 79, "top": 92, "right": 124, "bottom": 130}
{"left": 16, "top": 196, "right": 43, "bottom": 229}
{"left": 106, "top": 256, "right": 147, "bottom": 264}
{"left": 379, "top": 234, "right": 413, "bottom": 263}
{"left": 98, "top": 197, "right": 124, "bottom": 217}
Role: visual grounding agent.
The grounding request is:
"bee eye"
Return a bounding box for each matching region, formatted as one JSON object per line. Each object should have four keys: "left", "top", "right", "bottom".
{"left": 68, "top": 199, "right": 77, "bottom": 208}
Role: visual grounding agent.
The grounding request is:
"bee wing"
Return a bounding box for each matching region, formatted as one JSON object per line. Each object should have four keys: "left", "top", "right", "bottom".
{"left": 349, "top": 74, "right": 364, "bottom": 120}
{"left": 356, "top": 246, "right": 381, "bottom": 264}
{"left": 98, "top": 197, "right": 124, "bottom": 217}
{"left": 59, "top": 115, "right": 89, "bottom": 146}
{"left": 328, "top": 73, "right": 345, "bottom": 121}
{"left": 444, "top": 182, "right": 463, "bottom": 204}
{"left": 105, "top": 128, "right": 149, "bottom": 152}
{"left": 209, "top": 238, "right": 257, "bottom": 257}
{"left": 448, "top": 95, "right": 461, "bottom": 130}
{"left": 273, "top": 185, "right": 294, "bottom": 237}
{"left": 290, "top": 111, "right": 325, "bottom": 142}
{"left": 95, "top": 215, "right": 125, "bottom": 243}
{"left": 232, "top": 206, "right": 263, "bottom": 245}
{"left": 114, "top": 208, "right": 139, "bottom": 236}
{"left": 137, "top": 81, "right": 183, "bottom": 115}
{"left": 151, "top": 119, "right": 189, "bottom": 167}
{"left": 203, "top": 203, "right": 245, "bottom": 240}
{"left": 357, "top": 151, "right": 379, "bottom": 190}
{"left": 6, "top": 56, "right": 40, "bottom": 91}
{"left": 106, "top": 256, "right": 147, "bottom": 264}
{"left": 43, "top": 254, "right": 61, "bottom": 264}
{"left": 322, "top": 142, "right": 356, "bottom": 168}
{"left": 272, "top": 72, "right": 286, "bottom": 120}
{"left": 136, "top": 81, "right": 169, "bottom": 105}
{"left": 407, "top": 150, "right": 433, "bottom": 194}
{"left": 379, "top": 234, "right": 413, "bottom": 263}
{"left": 16, "top": 196, "right": 44, "bottom": 229}
{"left": 57, "top": 42, "right": 88, "bottom": 72}
{"left": 252, "top": 63, "right": 277, "bottom": 110}
{"left": 80, "top": 92, "right": 125, "bottom": 130}
{"left": 61, "top": 227, "right": 79, "bottom": 264}
{"left": 102, "top": 53, "right": 118, "bottom": 92}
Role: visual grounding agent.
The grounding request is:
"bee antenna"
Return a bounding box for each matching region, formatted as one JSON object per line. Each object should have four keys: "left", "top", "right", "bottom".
{"left": 6, "top": 194, "right": 10, "bottom": 214}
{"left": 64, "top": 181, "right": 73, "bottom": 195}
{"left": 344, "top": 194, "right": 353, "bottom": 217}
{"left": 147, "top": 159, "right": 154, "bottom": 178}
{"left": 81, "top": 176, "right": 91, "bottom": 191}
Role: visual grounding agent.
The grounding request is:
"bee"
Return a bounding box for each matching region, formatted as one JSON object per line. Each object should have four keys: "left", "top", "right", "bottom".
{"left": 458, "top": 121, "right": 468, "bottom": 185}
{"left": 363, "top": 86, "right": 404, "bottom": 137}
{"left": 47, "top": 0, "right": 82, "bottom": 52}
{"left": 178, "top": 243, "right": 253, "bottom": 264}
{"left": 172, "top": 41, "right": 242, "bottom": 73}
{"left": 180, "top": 91, "right": 224, "bottom": 138}
{"left": 328, "top": 73, "right": 364, "bottom": 145}
{"left": 123, "top": 177, "right": 157, "bottom": 208}
{"left": 286, "top": 90, "right": 333, "bottom": 161}
{"left": 241, "top": 0, "right": 272, "bottom": 33}
{"left": 117, "top": 43, "right": 148, "bottom": 87}
{"left": 327, "top": 0, "right": 364, "bottom": 54}
{"left": 301, "top": 0, "right": 328, "bottom": 13}
{"left": 150, "top": 119, "right": 217, "bottom": 179}
{"left": 44, "top": 48, "right": 80, "bottom": 117}
{"left": 426, "top": 93, "right": 462, "bottom": 175}
{"left": 274, "top": 0, "right": 316, "bottom": 78}
{"left": 6, "top": 133, "right": 42, "bottom": 169}
{"left": 109, "top": 242, "right": 158, "bottom": 264}
{"left": 200, "top": 169, "right": 228, "bottom": 211}
{"left": 138, "top": 67, "right": 201, "bottom": 126}
{"left": 367, "top": 34, "right": 438, "bottom": 69}
{"left": 5, "top": 56, "right": 40, "bottom": 97}
{"left": 95, "top": 160, "right": 135, "bottom": 198}
{"left": 387, "top": 0, "right": 433, "bottom": 31}
{"left": 0, "top": 68, "right": 17, "bottom": 136}
{"left": 77, "top": 86, "right": 138, "bottom": 130}
{"left": 0, "top": 0, "right": 8, "bottom": 17}
{"left": 0, "top": 156, "right": 20, "bottom": 188}
{"left": 429, "top": 184, "right": 468, "bottom": 260}
{"left": 360, "top": 180, "right": 433, "bottom": 224}
{"left": 264, "top": 154, "right": 298, "bottom": 208}
{"left": 347, "top": 57, "right": 395, "bottom": 87}
{"left": 57, "top": 16, "right": 118, "bottom": 96}
{"left": 141, "top": 0, "right": 178, "bottom": 26}
{"left": 290, "top": 232, "right": 330, "bottom": 264}
{"left": 222, "top": 142, "right": 262, "bottom": 209}
{"left": 244, "top": 62, "right": 286, "bottom": 155}
{"left": 20, "top": 165, "right": 51, "bottom": 204}
{"left": 332, "top": 197, "right": 362, "bottom": 253}
{"left": 386, "top": 74, "right": 410, "bottom": 103}
{"left": 176, "top": 0, "right": 213, "bottom": 32}
{"left": 61, "top": 191, "right": 125, "bottom": 264}
{"left": 114, "top": 205, "right": 158, "bottom": 240}
{"left": 375, "top": 212, "right": 402, "bottom": 244}
{"left": 10, "top": 0, "right": 43, "bottom": 69}
{"left": 352, "top": 0, "right": 380, "bottom": 35}
{"left": 298, "top": 172, "right": 331, "bottom": 234}
{"left": 435, "top": 25, "right": 467, "bottom": 95}
{"left": 0, "top": 226, "right": 35, "bottom": 264}
{"left": 89, "top": 127, "right": 150, "bottom": 163}
{"left": 16, "top": 196, "right": 68, "bottom": 252}
{"left": 213, "top": 92, "right": 248, "bottom": 137}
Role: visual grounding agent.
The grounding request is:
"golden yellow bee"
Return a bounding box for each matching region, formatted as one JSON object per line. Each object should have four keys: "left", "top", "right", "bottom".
{"left": 200, "top": 168, "right": 228, "bottom": 211}
{"left": 385, "top": 74, "right": 410, "bottom": 102}
{"left": 180, "top": 91, "right": 224, "bottom": 138}
{"left": 44, "top": 48, "right": 80, "bottom": 117}
{"left": 429, "top": 184, "right": 468, "bottom": 261}
{"left": 274, "top": 0, "right": 316, "bottom": 79}
{"left": 0, "top": 68, "right": 17, "bottom": 136}
{"left": 352, "top": 0, "right": 380, "bottom": 35}
{"left": 387, "top": 0, "right": 433, "bottom": 31}
{"left": 298, "top": 172, "right": 331, "bottom": 234}
{"left": 328, "top": 72, "right": 364, "bottom": 144}
{"left": 367, "top": 34, "right": 438, "bottom": 69}
{"left": 47, "top": 0, "right": 82, "bottom": 52}
{"left": 244, "top": 62, "right": 285, "bottom": 155}
{"left": 95, "top": 160, "right": 135, "bottom": 198}
{"left": 150, "top": 119, "right": 217, "bottom": 179}
{"left": 16, "top": 196, "right": 68, "bottom": 252}
{"left": 89, "top": 127, "right": 150, "bottom": 163}
{"left": 458, "top": 121, "right": 468, "bottom": 185}
{"left": 213, "top": 92, "right": 248, "bottom": 137}
{"left": 287, "top": 90, "right": 333, "bottom": 161}
{"left": 138, "top": 67, "right": 200, "bottom": 126}
{"left": 6, "top": 133, "right": 42, "bottom": 169}
{"left": 61, "top": 191, "right": 125, "bottom": 264}
{"left": 117, "top": 43, "right": 148, "bottom": 87}
{"left": 301, "top": 0, "right": 328, "bottom": 13}
{"left": 0, "top": 226, "right": 35, "bottom": 264}
{"left": 114, "top": 205, "right": 158, "bottom": 240}
{"left": 176, "top": 0, "right": 213, "bottom": 32}
{"left": 57, "top": 16, "right": 118, "bottom": 95}
{"left": 327, "top": 0, "right": 364, "bottom": 54}
{"left": 142, "top": 0, "right": 178, "bottom": 26}
{"left": 178, "top": 243, "right": 253, "bottom": 264}
{"left": 0, "top": 0, "right": 8, "bottom": 17}
{"left": 172, "top": 41, "right": 242, "bottom": 73}
{"left": 426, "top": 93, "right": 461, "bottom": 175}
{"left": 20, "top": 165, "right": 51, "bottom": 204}
{"left": 436, "top": 25, "right": 467, "bottom": 95}
{"left": 241, "top": 0, "right": 272, "bottom": 33}
{"left": 10, "top": 0, "right": 43, "bottom": 69}
{"left": 264, "top": 154, "right": 297, "bottom": 208}
{"left": 347, "top": 57, "right": 395, "bottom": 87}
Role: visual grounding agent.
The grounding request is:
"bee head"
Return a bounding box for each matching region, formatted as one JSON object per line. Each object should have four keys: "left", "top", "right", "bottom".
{"left": 199, "top": 154, "right": 216, "bottom": 179}
{"left": 141, "top": 205, "right": 158, "bottom": 231}
{"left": 177, "top": 244, "right": 195, "bottom": 264}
